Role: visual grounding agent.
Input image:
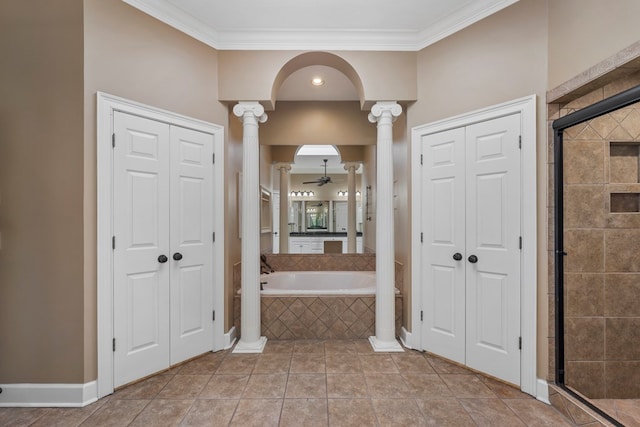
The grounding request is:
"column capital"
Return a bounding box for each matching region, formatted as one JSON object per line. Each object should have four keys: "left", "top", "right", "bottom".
{"left": 343, "top": 162, "right": 360, "bottom": 173}
{"left": 275, "top": 162, "right": 292, "bottom": 172}
{"left": 233, "top": 101, "right": 268, "bottom": 124}
{"left": 368, "top": 101, "right": 402, "bottom": 124}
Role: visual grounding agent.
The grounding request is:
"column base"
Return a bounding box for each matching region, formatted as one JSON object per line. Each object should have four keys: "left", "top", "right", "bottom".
{"left": 368, "top": 336, "right": 404, "bottom": 353}
{"left": 232, "top": 336, "right": 267, "bottom": 354}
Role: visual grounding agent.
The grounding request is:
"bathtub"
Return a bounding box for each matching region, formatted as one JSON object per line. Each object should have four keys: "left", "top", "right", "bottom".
{"left": 258, "top": 271, "right": 398, "bottom": 295}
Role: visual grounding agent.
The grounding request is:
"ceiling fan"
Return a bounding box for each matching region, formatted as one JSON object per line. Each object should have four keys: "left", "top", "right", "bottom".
{"left": 303, "top": 159, "right": 333, "bottom": 186}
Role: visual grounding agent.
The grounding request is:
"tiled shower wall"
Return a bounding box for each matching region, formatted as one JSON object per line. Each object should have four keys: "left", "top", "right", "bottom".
{"left": 549, "top": 70, "right": 640, "bottom": 399}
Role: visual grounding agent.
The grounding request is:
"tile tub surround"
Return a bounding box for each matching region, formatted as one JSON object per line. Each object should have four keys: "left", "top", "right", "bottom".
{"left": 547, "top": 44, "right": 640, "bottom": 405}
{"left": 235, "top": 295, "right": 403, "bottom": 340}
{"left": 0, "top": 340, "right": 580, "bottom": 426}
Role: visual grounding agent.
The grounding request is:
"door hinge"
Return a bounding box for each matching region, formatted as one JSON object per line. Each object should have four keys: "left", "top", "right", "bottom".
{"left": 212, "top": 153, "right": 215, "bottom": 164}
{"left": 518, "top": 336, "right": 522, "bottom": 350}
{"left": 112, "top": 338, "right": 116, "bottom": 352}
{"left": 518, "top": 135, "right": 522, "bottom": 149}
{"left": 420, "top": 154, "right": 423, "bottom": 165}
{"left": 213, "top": 232, "right": 215, "bottom": 242}
{"left": 519, "top": 236, "right": 522, "bottom": 250}
{"left": 212, "top": 310, "right": 215, "bottom": 321}
{"left": 420, "top": 232, "right": 423, "bottom": 243}
{"left": 112, "top": 133, "right": 115, "bottom": 148}
{"left": 420, "top": 310, "right": 424, "bottom": 321}
{"left": 112, "top": 236, "right": 116, "bottom": 250}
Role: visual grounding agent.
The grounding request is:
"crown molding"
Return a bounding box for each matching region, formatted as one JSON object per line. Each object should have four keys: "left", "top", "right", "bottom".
{"left": 122, "top": 0, "right": 519, "bottom": 52}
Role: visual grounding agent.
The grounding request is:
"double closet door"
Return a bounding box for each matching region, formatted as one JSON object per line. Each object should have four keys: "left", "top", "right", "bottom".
{"left": 112, "top": 112, "right": 215, "bottom": 387}
{"left": 419, "top": 114, "right": 522, "bottom": 386}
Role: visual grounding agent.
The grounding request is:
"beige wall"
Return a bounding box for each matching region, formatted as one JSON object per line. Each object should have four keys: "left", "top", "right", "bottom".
{"left": 408, "top": 0, "right": 550, "bottom": 378}
{"left": 0, "top": 0, "right": 85, "bottom": 383}
{"left": 218, "top": 51, "right": 417, "bottom": 109}
{"left": 548, "top": 0, "right": 640, "bottom": 90}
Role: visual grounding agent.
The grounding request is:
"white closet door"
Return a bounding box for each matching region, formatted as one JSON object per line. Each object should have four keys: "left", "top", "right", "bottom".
{"left": 465, "top": 114, "right": 521, "bottom": 385}
{"left": 420, "top": 127, "right": 467, "bottom": 364}
{"left": 169, "top": 126, "right": 215, "bottom": 364}
{"left": 113, "top": 112, "right": 171, "bottom": 387}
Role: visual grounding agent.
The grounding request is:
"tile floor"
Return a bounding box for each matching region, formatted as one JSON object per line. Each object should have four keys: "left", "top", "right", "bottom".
{"left": 0, "top": 339, "right": 579, "bottom": 426}
{"left": 593, "top": 399, "right": 640, "bottom": 426}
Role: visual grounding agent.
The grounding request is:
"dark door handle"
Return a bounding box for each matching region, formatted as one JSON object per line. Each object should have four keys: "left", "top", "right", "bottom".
{"left": 468, "top": 255, "right": 478, "bottom": 263}
{"left": 173, "top": 252, "right": 183, "bottom": 261}
{"left": 453, "top": 253, "right": 463, "bottom": 261}
{"left": 158, "top": 255, "right": 168, "bottom": 263}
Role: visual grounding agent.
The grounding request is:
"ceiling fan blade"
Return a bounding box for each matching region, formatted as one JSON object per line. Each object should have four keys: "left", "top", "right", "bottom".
{"left": 302, "top": 180, "right": 320, "bottom": 184}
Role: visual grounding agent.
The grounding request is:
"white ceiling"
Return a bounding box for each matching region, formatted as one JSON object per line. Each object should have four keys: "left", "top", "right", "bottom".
{"left": 123, "top": 0, "right": 519, "bottom": 51}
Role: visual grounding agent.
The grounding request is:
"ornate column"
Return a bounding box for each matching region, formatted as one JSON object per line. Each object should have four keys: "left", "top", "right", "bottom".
{"left": 344, "top": 162, "right": 360, "bottom": 253}
{"left": 233, "top": 102, "right": 268, "bottom": 353}
{"left": 368, "top": 101, "right": 404, "bottom": 352}
{"left": 276, "top": 163, "right": 291, "bottom": 254}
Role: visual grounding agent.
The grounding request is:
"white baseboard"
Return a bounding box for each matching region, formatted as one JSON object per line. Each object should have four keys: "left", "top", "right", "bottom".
{"left": 0, "top": 381, "right": 97, "bottom": 407}
{"left": 399, "top": 326, "right": 415, "bottom": 350}
{"left": 536, "top": 378, "right": 550, "bottom": 404}
{"left": 223, "top": 326, "right": 237, "bottom": 350}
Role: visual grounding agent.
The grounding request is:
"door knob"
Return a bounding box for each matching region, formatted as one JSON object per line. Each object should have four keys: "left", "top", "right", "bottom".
{"left": 468, "top": 255, "right": 478, "bottom": 263}
{"left": 453, "top": 253, "right": 463, "bottom": 261}
{"left": 173, "top": 252, "right": 183, "bottom": 261}
{"left": 158, "top": 255, "right": 168, "bottom": 263}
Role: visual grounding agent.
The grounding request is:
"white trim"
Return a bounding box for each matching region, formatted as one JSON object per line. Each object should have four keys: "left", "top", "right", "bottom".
{"left": 410, "top": 95, "right": 537, "bottom": 396}
{"left": 223, "top": 326, "right": 237, "bottom": 350}
{"left": 536, "top": 379, "right": 550, "bottom": 404}
{"left": 121, "top": 0, "right": 518, "bottom": 52}
{"left": 96, "top": 92, "right": 225, "bottom": 399}
{"left": 0, "top": 381, "right": 97, "bottom": 407}
{"left": 399, "top": 326, "right": 414, "bottom": 350}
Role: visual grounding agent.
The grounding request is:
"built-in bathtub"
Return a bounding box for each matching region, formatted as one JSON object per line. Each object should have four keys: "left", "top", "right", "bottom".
{"left": 233, "top": 268, "right": 402, "bottom": 340}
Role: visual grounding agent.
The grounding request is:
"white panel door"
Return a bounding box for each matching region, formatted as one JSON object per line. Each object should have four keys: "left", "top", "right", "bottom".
{"left": 421, "top": 127, "right": 466, "bottom": 364}
{"left": 419, "top": 114, "right": 521, "bottom": 386}
{"left": 169, "top": 126, "right": 215, "bottom": 364}
{"left": 272, "top": 192, "right": 279, "bottom": 254}
{"left": 113, "top": 112, "right": 171, "bottom": 387}
{"left": 335, "top": 201, "right": 348, "bottom": 232}
{"left": 465, "top": 114, "right": 521, "bottom": 385}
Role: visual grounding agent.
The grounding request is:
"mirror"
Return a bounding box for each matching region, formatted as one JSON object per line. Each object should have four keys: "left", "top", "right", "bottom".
{"left": 305, "top": 201, "right": 329, "bottom": 230}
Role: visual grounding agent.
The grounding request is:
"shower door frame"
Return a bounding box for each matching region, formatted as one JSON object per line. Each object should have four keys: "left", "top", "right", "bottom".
{"left": 552, "top": 84, "right": 640, "bottom": 427}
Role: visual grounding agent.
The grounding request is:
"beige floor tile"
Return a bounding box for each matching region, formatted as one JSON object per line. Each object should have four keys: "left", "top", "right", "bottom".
{"left": 290, "top": 353, "right": 326, "bottom": 373}
{"left": 328, "top": 399, "right": 377, "bottom": 427}
{"left": 285, "top": 373, "right": 327, "bottom": 398}
{"left": 416, "top": 398, "right": 476, "bottom": 427}
{"left": 403, "top": 374, "right": 452, "bottom": 398}
{"left": 199, "top": 374, "right": 249, "bottom": 399}
{"left": 616, "top": 399, "right": 640, "bottom": 426}
{"left": 372, "top": 398, "right": 427, "bottom": 426}
{"left": 359, "top": 354, "right": 399, "bottom": 373}
{"left": 30, "top": 398, "right": 111, "bottom": 427}
{"left": 113, "top": 375, "right": 172, "bottom": 400}
{"left": 425, "top": 354, "right": 473, "bottom": 374}
{"left": 229, "top": 399, "right": 282, "bottom": 427}
{"left": 242, "top": 373, "right": 287, "bottom": 398}
{"left": 503, "top": 398, "right": 574, "bottom": 426}
{"left": 392, "top": 353, "right": 435, "bottom": 374}
{"left": 262, "top": 340, "right": 294, "bottom": 354}
{"left": 157, "top": 375, "right": 210, "bottom": 399}
{"left": 177, "top": 352, "right": 224, "bottom": 375}
{"left": 477, "top": 375, "right": 530, "bottom": 399}
{"left": 215, "top": 355, "right": 258, "bottom": 374}
{"left": 280, "top": 399, "right": 328, "bottom": 427}
{"left": 0, "top": 408, "right": 49, "bottom": 427}
{"left": 324, "top": 340, "right": 357, "bottom": 354}
{"left": 354, "top": 339, "right": 376, "bottom": 353}
{"left": 293, "top": 340, "right": 326, "bottom": 354}
{"left": 440, "top": 374, "right": 496, "bottom": 398}
{"left": 179, "top": 399, "right": 238, "bottom": 427}
{"left": 326, "top": 373, "right": 369, "bottom": 398}
{"left": 253, "top": 353, "right": 291, "bottom": 374}
{"left": 325, "top": 353, "right": 362, "bottom": 373}
{"left": 79, "top": 399, "right": 150, "bottom": 427}
{"left": 459, "top": 398, "right": 526, "bottom": 426}
{"left": 365, "top": 373, "right": 411, "bottom": 398}
{"left": 129, "top": 399, "right": 192, "bottom": 426}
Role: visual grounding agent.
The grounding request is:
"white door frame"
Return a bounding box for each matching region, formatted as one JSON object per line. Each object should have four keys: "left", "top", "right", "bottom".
{"left": 96, "top": 92, "right": 225, "bottom": 398}
{"left": 410, "top": 95, "right": 537, "bottom": 396}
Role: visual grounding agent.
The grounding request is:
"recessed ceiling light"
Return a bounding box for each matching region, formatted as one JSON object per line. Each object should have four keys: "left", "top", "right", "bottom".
{"left": 311, "top": 77, "right": 324, "bottom": 86}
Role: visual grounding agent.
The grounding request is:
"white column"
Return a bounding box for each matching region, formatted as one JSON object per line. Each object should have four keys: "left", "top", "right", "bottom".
{"left": 233, "top": 102, "right": 268, "bottom": 353}
{"left": 276, "top": 163, "right": 291, "bottom": 254}
{"left": 368, "top": 101, "right": 404, "bottom": 352}
{"left": 344, "top": 162, "right": 359, "bottom": 253}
